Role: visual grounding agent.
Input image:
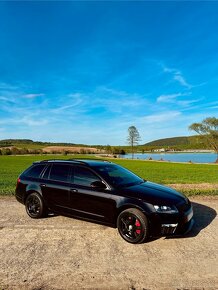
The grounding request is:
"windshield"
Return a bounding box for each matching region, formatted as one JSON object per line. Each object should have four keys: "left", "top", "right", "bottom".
{"left": 94, "top": 164, "right": 144, "bottom": 188}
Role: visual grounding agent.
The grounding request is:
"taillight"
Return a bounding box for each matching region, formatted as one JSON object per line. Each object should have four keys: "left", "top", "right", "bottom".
{"left": 16, "top": 178, "right": 21, "bottom": 188}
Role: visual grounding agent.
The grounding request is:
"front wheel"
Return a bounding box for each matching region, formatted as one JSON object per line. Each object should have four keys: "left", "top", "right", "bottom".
{"left": 25, "top": 192, "right": 47, "bottom": 219}
{"left": 117, "top": 208, "right": 148, "bottom": 244}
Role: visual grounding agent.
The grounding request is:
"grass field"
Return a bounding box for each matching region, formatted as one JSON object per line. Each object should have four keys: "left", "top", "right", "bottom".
{"left": 0, "top": 155, "right": 217, "bottom": 196}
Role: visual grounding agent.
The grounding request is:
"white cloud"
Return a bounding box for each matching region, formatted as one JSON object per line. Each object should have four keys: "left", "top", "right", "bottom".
{"left": 51, "top": 93, "right": 84, "bottom": 113}
{"left": 0, "top": 116, "right": 48, "bottom": 126}
{"left": 0, "top": 96, "right": 16, "bottom": 103}
{"left": 157, "top": 93, "right": 203, "bottom": 110}
{"left": 0, "top": 82, "right": 18, "bottom": 90}
{"left": 21, "top": 117, "right": 48, "bottom": 126}
{"left": 92, "top": 86, "right": 149, "bottom": 112}
{"left": 99, "top": 86, "right": 129, "bottom": 97}
{"left": 22, "top": 93, "right": 44, "bottom": 99}
{"left": 163, "top": 65, "right": 192, "bottom": 89}
{"left": 178, "top": 98, "right": 203, "bottom": 107}
{"left": 174, "top": 73, "right": 192, "bottom": 89}
{"left": 142, "top": 111, "right": 181, "bottom": 124}
{"left": 157, "top": 93, "right": 184, "bottom": 103}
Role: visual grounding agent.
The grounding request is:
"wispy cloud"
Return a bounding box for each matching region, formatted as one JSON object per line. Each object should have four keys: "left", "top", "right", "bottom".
{"left": 93, "top": 87, "right": 149, "bottom": 111}
{"left": 0, "top": 116, "right": 48, "bottom": 126}
{"left": 157, "top": 93, "right": 185, "bottom": 103}
{"left": 0, "top": 96, "right": 16, "bottom": 103}
{"left": 163, "top": 66, "right": 192, "bottom": 89}
{"left": 174, "top": 73, "right": 191, "bottom": 89}
{"left": 0, "top": 82, "right": 18, "bottom": 90}
{"left": 98, "top": 86, "right": 129, "bottom": 97}
{"left": 141, "top": 111, "right": 181, "bottom": 124}
{"left": 20, "top": 117, "right": 48, "bottom": 126}
{"left": 22, "top": 93, "right": 44, "bottom": 99}
{"left": 51, "top": 93, "right": 84, "bottom": 113}
{"left": 157, "top": 92, "right": 203, "bottom": 109}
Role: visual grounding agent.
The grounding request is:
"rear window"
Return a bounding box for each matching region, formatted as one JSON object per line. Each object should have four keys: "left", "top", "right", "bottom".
{"left": 23, "top": 164, "right": 46, "bottom": 178}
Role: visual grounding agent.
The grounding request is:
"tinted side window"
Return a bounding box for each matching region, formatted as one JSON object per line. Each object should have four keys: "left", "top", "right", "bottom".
{"left": 24, "top": 164, "right": 46, "bottom": 178}
{"left": 49, "top": 164, "right": 70, "bottom": 182}
{"left": 74, "top": 166, "right": 101, "bottom": 187}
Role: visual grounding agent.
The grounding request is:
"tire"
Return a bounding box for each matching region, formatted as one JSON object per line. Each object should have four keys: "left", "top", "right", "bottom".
{"left": 117, "top": 208, "right": 148, "bottom": 244}
{"left": 25, "top": 192, "right": 47, "bottom": 219}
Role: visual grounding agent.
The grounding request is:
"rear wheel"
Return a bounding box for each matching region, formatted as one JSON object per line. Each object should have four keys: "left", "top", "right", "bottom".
{"left": 117, "top": 208, "right": 148, "bottom": 244}
{"left": 25, "top": 192, "right": 47, "bottom": 219}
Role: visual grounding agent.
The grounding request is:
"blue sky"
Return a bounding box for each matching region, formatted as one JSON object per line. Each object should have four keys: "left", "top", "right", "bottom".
{"left": 0, "top": 1, "right": 218, "bottom": 145}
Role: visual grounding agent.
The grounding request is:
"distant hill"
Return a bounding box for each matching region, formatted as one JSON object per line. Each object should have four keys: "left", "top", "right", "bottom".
{"left": 144, "top": 135, "right": 207, "bottom": 150}
{"left": 0, "top": 139, "right": 106, "bottom": 155}
{"left": 0, "top": 139, "right": 77, "bottom": 147}
{"left": 0, "top": 136, "right": 210, "bottom": 153}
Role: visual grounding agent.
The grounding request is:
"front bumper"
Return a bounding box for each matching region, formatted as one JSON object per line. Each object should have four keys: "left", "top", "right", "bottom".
{"left": 149, "top": 205, "right": 194, "bottom": 237}
{"left": 174, "top": 206, "right": 194, "bottom": 235}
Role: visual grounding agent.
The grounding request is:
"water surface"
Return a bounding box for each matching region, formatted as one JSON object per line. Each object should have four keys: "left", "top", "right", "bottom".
{"left": 119, "top": 153, "right": 217, "bottom": 163}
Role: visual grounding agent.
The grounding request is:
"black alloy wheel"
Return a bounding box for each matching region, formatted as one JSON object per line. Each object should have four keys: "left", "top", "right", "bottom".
{"left": 117, "top": 208, "right": 148, "bottom": 244}
{"left": 25, "top": 192, "right": 46, "bottom": 218}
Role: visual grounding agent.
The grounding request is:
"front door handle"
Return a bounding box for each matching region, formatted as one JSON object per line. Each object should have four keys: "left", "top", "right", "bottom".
{"left": 70, "top": 188, "right": 78, "bottom": 193}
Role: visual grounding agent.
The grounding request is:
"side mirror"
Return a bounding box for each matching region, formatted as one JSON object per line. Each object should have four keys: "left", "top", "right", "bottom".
{"left": 91, "top": 181, "right": 107, "bottom": 189}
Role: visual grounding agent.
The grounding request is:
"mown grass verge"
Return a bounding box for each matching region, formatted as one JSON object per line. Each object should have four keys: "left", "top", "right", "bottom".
{"left": 175, "top": 189, "right": 218, "bottom": 197}
{"left": 0, "top": 155, "right": 217, "bottom": 195}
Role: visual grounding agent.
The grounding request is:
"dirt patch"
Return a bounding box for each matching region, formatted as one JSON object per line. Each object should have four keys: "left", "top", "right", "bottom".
{"left": 168, "top": 183, "right": 218, "bottom": 190}
{"left": 42, "top": 146, "right": 104, "bottom": 154}
{"left": 0, "top": 196, "right": 217, "bottom": 290}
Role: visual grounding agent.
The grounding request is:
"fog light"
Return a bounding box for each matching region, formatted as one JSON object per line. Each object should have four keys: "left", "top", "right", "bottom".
{"left": 161, "top": 223, "right": 178, "bottom": 235}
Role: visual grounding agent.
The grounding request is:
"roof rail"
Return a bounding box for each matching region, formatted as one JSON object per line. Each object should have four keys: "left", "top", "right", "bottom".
{"left": 68, "top": 158, "right": 111, "bottom": 163}
{"left": 36, "top": 159, "right": 88, "bottom": 165}
{"left": 35, "top": 159, "right": 70, "bottom": 163}
{"left": 67, "top": 159, "right": 88, "bottom": 164}
{"left": 34, "top": 158, "right": 111, "bottom": 165}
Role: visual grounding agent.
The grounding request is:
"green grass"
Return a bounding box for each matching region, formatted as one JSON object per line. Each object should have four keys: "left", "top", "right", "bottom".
{"left": 0, "top": 155, "right": 91, "bottom": 195}
{"left": 112, "top": 159, "right": 218, "bottom": 184}
{"left": 0, "top": 155, "right": 217, "bottom": 195}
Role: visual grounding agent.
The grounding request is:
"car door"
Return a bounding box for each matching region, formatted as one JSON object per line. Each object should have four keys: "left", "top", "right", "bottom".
{"left": 41, "top": 164, "right": 71, "bottom": 212}
{"left": 69, "top": 165, "right": 115, "bottom": 223}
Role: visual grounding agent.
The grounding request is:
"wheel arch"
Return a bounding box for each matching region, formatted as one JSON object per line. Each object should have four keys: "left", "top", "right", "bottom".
{"left": 115, "top": 203, "right": 150, "bottom": 227}
{"left": 24, "top": 185, "right": 43, "bottom": 204}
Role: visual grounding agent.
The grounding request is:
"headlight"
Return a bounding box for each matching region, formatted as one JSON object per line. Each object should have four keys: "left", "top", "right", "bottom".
{"left": 153, "top": 205, "right": 178, "bottom": 214}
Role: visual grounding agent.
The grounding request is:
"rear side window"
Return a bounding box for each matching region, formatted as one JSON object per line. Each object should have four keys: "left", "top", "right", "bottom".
{"left": 73, "top": 166, "right": 101, "bottom": 187}
{"left": 24, "top": 164, "right": 46, "bottom": 178}
{"left": 49, "top": 164, "right": 70, "bottom": 182}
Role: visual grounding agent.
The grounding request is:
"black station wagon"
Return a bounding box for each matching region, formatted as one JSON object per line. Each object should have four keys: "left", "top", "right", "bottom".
{"left": 15, "top": 159, "right": 194, "bottom": 244}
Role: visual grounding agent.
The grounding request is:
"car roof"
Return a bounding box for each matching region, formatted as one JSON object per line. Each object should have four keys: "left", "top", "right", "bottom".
{"left": 33, "top": 159, "right": 112, "bottom": 167}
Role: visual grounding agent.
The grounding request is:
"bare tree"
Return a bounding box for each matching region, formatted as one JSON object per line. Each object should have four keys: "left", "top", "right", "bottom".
{"left": 127, "top": 126, "right": 141, "bottom": 159}
{"left": 189, "top": 117, "right": 218, "bottom": 162}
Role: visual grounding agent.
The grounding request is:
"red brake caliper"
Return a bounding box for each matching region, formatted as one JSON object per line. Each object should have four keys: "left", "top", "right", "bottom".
{"left": 135, "top": 219, "right": 141, "bottom": 234}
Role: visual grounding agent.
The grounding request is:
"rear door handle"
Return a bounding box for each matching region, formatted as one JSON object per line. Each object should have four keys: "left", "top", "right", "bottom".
{"left": 40, "top": 184, "right": 46, "bottom": 187}
{"left": 70, "top": 188, "right": 78, "bottom": 193}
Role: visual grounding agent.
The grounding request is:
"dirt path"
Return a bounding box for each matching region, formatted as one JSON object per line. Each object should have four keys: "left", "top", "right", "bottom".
{"left": 0, "top": 196, "right": 217, "bottom": 290}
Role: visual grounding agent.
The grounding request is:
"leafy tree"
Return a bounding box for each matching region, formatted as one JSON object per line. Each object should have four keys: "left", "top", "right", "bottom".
{"left": 127, "top": 126, "right": 141, "bottom": 159}
{"left": 189, "top": 117, "right": 218, "bottom": 162}
{"left": 105, "top": 144, "right": 112, "bottom": 154}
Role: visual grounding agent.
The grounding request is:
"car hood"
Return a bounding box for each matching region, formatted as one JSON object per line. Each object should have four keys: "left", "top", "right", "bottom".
{"left": 120, "top": 181, "right": 187, "bottom": 205}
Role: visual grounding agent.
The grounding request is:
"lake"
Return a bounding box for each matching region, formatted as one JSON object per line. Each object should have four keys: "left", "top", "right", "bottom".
{"left": 119, "top": 152, "right": 217, "bottom": 164}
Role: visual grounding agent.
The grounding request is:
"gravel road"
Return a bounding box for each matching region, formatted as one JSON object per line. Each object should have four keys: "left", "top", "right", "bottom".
{"left": 0, "top": 196, "right": 217, "bottom": 290}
